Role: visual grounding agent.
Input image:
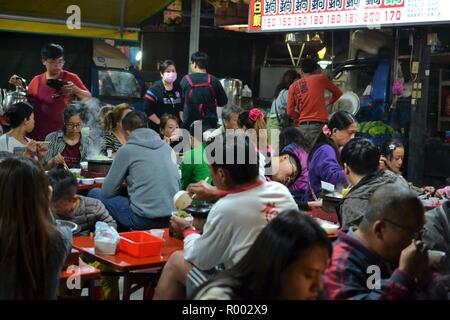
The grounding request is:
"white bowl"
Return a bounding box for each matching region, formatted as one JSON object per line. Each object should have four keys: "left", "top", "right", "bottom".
{"left": 80, "top": 161, "right": 88, "bottom": 170}
{"left": 69, "top": 168, "right": 81, "bottom": 175}
{"left": 318, "top": 219, "right": 339, "bottom": 235}
{"left": 173, "top": 190, "right": 193, "bottom": 210}
{"left": 94, "top": 177, "right": 105, "bottom": 184}
{"left": 428, "top": 250, "right": 446, "bottom": 265}
{"left": 171, "top": 211, "right": 194, "bottom": 222}
{"left": 80, "top": 178, "right": 95, "bottom": 185}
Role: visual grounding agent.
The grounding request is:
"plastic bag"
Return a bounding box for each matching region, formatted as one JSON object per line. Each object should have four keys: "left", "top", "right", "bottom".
{"left": 94, "top": 221, "right": 120, "bottom": 255}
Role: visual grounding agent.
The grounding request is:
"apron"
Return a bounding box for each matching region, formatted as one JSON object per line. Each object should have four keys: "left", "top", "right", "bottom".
{"left": 29, "top": 71, "right": 69, "bottom": 141}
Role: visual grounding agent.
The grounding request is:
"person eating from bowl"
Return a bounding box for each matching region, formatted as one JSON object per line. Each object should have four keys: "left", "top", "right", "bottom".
{"left": 44, "top": 104, "right": 90, "bottom": 169}
{"left": 88, "top": 111, "right": 180, "bottom": 230}
{"left": 184, "top": 127, "right": 311, "bottom": 210}
{"left": 153, "top": 131, "right": 297, "bottom": 299}
{"left": 9, "top": 43, "right": 91, "bottom": 141}
{"left": 379, "top": 139, "right": 436, "bottom": 195}
{"left": 339, "top": 138, "right": 408, "bottom": 231}
{"left": 324, "top": 185, "right": 447, "bottom": 300}
{"left": 159, "top": 113, "right": 182, "bottom": 148}
{"left": 48, "top": 169, "right": 117, "bottom": 235}
{"left": 276, "top": 127, "right": 312, "bottom": 210}
{"left": 48, "top": 168, "right": 120, "bottom": 300}
{"left": 0, "top": 102, "right": 48, "bottom": 164}
{"left": 306, "top": 111, "right": 357, "bottom": 201}
{"left": 100, "top": 103, "right": 134, "bottom": 156}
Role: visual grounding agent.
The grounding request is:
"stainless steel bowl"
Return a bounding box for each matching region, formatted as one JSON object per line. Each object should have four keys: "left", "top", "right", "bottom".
{"left": 56, "top": 219, "right": 80, "bottom": 235}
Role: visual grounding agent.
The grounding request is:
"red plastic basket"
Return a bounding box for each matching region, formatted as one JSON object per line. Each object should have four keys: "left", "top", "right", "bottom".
{"left": 119, "top": 231, "right": 164, "bottom": 258}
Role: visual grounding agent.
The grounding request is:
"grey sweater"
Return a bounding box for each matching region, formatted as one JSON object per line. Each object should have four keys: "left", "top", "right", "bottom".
{"left": 54, "top": 195, "right": 117, "bottom": 236}
{"left": 340, "top": 170, "right": 407, "bottom": 231}
{"left": 101, "top": 128, "right": 180, "bottom": 219}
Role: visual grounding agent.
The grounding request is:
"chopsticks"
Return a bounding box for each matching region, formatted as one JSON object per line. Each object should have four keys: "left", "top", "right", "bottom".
{"left": 191, "top": 177, "right": 210, "bottom": 200}
{"left": 63, "top": 161, "right": 70, "bottom": 171}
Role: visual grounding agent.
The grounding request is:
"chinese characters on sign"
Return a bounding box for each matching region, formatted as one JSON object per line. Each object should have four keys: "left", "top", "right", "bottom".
{"left": 252, "top": 0, "right": 262, "bottom": 27}
{"left": 248, "top": 0, "right": 450, "bottom": 32}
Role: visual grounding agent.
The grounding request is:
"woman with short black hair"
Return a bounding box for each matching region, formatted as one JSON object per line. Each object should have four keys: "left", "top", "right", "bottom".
{"left": 0, "top": 102, "right": 48, "bottom": 162}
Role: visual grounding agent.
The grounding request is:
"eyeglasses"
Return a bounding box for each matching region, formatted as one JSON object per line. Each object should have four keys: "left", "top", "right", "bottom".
{"left": 285, "top": 156, "right": 298, "bottom": 187}
{"left": 66, "top": 123, "right": 83, "bottom": 129}
{"left": 382, "top": 218, "right": 424, "bottom": 240}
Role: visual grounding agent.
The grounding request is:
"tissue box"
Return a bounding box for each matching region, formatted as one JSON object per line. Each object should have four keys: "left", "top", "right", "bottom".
{"left": 95, "top": 236, "right": 119, "bottom": 255}
{"left": 119, "top": 231, "right": 164, "bottom": 258}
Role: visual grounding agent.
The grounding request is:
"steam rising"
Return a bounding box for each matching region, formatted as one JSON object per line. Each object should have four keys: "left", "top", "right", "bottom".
{"left": 77, "top": 98, "right": 107, "bottom": 159}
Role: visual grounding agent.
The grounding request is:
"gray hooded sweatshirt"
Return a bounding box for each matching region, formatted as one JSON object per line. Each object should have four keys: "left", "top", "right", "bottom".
{"left": 101, "top": 128, "right": 180, "bottom": 219}
{"left": 340, "top": 170, "right": 407, "bottom": 231}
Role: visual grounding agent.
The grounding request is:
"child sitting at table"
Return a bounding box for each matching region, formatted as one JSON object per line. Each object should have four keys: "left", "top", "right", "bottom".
{"left": 47, "top": 168, "right": 119, "bottom": 299}
{"left": 47, "top": 169, "right": 117, "bottom": 234}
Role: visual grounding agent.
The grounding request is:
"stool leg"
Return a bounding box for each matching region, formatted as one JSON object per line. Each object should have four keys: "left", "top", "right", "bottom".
{"left": 122, "top": 273, "right": 131, "bottom": 300}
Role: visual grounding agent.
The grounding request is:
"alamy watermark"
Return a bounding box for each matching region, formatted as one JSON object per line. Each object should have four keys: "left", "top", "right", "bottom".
{"left": 66, "top": 5, "right": 81, "bottom": 30}
{"left": 65, "top": 264, "right": 82, "bottom": 290}
{"left": 366, "top": 265, "right": 381, "bottom": 290}
{"left": 170, "top": 125, "right": 282, "bottom": 176}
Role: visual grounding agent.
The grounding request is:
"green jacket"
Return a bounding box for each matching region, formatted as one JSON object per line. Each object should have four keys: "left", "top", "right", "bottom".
{"left": 180, "top": 143, "right": 211, "bottom": 190}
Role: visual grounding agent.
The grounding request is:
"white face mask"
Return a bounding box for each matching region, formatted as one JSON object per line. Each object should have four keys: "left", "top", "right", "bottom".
{"left": 163, "top": 72, "right": 177, "bottom": 83}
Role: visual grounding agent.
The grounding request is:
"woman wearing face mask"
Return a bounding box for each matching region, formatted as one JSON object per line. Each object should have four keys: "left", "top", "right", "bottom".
{"left": 144, "top": 60, "right": 183, "bottom": 132}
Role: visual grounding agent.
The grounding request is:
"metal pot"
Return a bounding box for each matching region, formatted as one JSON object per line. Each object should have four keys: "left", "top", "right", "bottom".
{"left": 219, "top": 78, "right": 242, "bottom": 107}
{"left": 0, "top": 87, "right": 28, "bottom": 115}
{"left": 87, "top": 159, "right": 113, "bottom": 174}
{"left": 56, "top": 219, "right": 81, "bottom": 235}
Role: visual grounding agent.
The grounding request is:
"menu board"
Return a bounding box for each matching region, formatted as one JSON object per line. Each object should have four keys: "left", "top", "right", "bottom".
{"left": 248, "top": 0, "right": 450, "bottom": 32}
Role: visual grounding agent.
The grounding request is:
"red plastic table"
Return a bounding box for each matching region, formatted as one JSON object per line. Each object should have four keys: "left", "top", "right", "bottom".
{"left": 60, "top": 261, "right": 101, "bottom": 299}
{"left": 72, "top": 229, "right": 183, "bottom": 300}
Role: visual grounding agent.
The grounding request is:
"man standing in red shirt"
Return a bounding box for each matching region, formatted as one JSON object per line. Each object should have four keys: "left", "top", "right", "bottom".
{"left": 9, "top": 43, "right": 91, "bottom": 141}
{"left": 287, "top": 58, "right": 342, "bottom": 150}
